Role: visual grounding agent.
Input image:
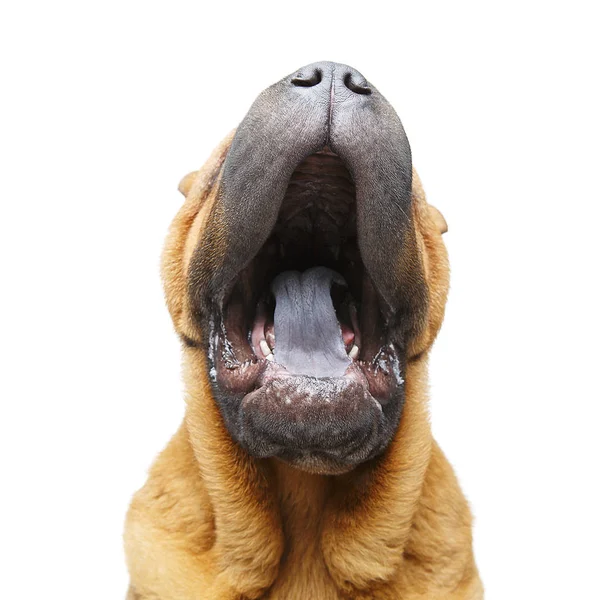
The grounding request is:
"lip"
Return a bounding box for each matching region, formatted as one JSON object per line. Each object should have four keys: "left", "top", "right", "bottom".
{"left": 252, "top": 360, "right": 384, "bottom": 411}
{"left": 239, "top": 366, "right": 389, "bottom": 467}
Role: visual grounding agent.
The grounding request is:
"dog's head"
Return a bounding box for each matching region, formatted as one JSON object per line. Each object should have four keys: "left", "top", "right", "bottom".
{"left": 163, "top": 62, "right": 449, "bottom": 474}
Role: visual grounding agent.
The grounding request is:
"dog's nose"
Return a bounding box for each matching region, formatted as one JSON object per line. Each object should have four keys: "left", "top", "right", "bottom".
{"left": 339, "top": 67, "right": 371, "bottom": 95}
{"left": 291, "top": 66, "right": 323, "bottom": 88}
{"left": 291, "top": 62, "right": 372, "bottom": 96}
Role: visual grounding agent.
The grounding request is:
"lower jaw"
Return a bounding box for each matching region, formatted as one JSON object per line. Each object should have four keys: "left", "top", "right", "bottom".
{"left": 209, "top": 302, "right": 405, "bottom": 471}
{"left": 232, "top": 372, "right": 401, "bottom": 470}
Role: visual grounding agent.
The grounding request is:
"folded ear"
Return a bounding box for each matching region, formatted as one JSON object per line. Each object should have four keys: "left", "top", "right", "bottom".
{"left": 178, "top": 171, "right": 199, "bottom": 197}
{"left": 428, "top": 205, "right": 448, "bottom": 234}
{"left": 161, "top": 130, "right": 236, "bottom": 339}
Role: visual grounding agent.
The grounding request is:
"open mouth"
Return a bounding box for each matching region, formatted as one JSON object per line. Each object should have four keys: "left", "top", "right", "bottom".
{"left": 209, "top": 149, "right": 405, "bottom": 470}
{"left": 187, "top": 61, "right": 426, "bottom": 473}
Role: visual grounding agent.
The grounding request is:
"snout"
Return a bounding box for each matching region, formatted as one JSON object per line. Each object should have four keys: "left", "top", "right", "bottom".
{"left": 195, "top": 61, "right": 423, "bottom": 332}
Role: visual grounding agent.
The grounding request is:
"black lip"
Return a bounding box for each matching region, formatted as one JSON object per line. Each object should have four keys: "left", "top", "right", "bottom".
{"left": 239, "top": 372, "right": 389, "bottom": 463}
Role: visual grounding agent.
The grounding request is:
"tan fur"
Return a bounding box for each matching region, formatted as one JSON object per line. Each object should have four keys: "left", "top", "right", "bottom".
{"left": 124, "top": 133, "right": 483, "bottom": 599}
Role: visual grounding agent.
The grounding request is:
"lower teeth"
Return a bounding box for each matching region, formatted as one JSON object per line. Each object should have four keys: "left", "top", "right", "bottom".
{"left": 259, "top": 339, "right": 273, "bottom": 359}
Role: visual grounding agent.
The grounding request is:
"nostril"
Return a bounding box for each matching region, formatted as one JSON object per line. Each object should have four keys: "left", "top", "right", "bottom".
{"left": 291, "top": 68, "right": 322, "bottom": 87}
{"left": 343, "top": 72, "right": 371, "bottom": 95}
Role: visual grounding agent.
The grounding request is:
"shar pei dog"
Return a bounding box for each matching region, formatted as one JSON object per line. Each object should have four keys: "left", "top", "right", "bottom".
{"left": 124, "top": 61, "right": 482, "bottom": 600}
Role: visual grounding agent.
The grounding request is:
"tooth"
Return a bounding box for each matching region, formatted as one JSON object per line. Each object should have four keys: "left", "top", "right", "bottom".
{"left": 260, "top": 339, "right": 272, "bottom": 358}
{"left": 265, "top": 353, "right": 274, "bottom": 362}
{"left": 349, "top": 345, "right": 359, "bottom": 360}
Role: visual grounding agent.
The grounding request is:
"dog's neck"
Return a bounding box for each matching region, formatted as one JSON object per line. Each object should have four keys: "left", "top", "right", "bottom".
{"left": 185, "top": 351, "right": 434, "bottom": 597}
{"left": 271, "top": 459, "right": 331, "bottom": 529}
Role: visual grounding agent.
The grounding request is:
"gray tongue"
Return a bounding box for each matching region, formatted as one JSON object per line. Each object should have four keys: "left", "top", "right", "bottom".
{"left": 271, "top": 266, "right": 351, "bottom": 378}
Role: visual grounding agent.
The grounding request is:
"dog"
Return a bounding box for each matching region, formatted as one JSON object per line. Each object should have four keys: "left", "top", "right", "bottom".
{"left": 124, "top": 61, "right": 482, "bottom": 600}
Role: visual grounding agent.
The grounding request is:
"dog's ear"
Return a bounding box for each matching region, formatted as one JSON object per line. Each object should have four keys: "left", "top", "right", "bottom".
{"left": 161, "top": 130, "right": 236, "bottom": 339}
{"left": 428, "top": 205, "right": 448, "bottom": 234}
{"left": 178, "top": 171, "right": 199, "bottom": 197}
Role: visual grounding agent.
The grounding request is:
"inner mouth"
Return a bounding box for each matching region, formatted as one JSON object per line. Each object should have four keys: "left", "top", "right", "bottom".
{"left": 211, "top": 148, "right": 402, "bottom": 407}
{"left": 257, "top": 266, "right": 355, "bottom": 378}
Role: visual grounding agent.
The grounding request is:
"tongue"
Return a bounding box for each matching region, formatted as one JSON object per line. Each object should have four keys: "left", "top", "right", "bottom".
{"left": 271, "top": 266, "right": 351, "bottom": 378}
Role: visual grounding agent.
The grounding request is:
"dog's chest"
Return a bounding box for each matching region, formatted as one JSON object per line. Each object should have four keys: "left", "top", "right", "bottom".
{"left": 265, "top": 468, "right": 341, "bottom": 599}
{"left": 265, "top": 530, "right": 339, "bottom": 599}
{"left": 266, "top": 511, "right": 340, "bottom": 600}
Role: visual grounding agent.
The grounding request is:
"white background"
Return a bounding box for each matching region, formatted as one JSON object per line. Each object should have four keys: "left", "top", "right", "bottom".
{"left": 1, "top": 2, "right": 599, "bottom": 599}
